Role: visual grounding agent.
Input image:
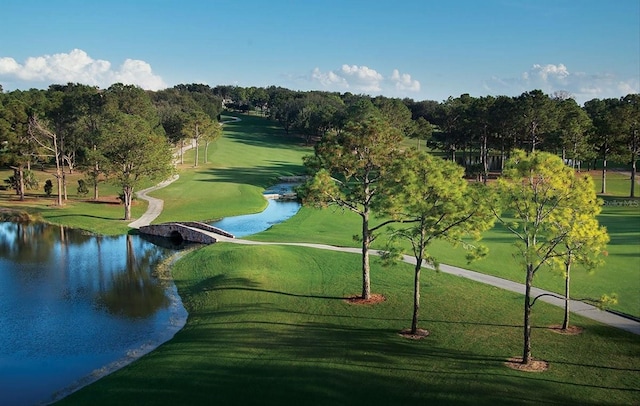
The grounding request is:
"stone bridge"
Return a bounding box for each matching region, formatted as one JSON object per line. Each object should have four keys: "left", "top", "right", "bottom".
{"left": 138, "top": 222, "right": 234, "bottom": 244}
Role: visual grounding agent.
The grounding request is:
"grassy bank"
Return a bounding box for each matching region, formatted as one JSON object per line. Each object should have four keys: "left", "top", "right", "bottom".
{"left": 58, "top": 243, "right": 640, "bottom": 405}
{"left": 0, "top": 168, "right": 149, "bottom": 235}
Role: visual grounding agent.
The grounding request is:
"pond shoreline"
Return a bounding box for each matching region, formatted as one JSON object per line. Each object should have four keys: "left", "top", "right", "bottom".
{"left": 46, "top": 250, "right": 189, "bottom": 405}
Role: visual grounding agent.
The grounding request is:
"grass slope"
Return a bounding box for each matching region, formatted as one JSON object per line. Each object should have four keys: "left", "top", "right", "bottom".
{"left": 59, "top": 244, "right": 640, "bottom": 405}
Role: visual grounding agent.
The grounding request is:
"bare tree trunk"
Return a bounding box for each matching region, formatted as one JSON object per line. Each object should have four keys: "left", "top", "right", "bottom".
{"left": 361, "top": 211, "right": 371, "bottom": 300}
{"left": 601, "top": 156, "right": 607, "bottom": 194}
{"left": 411, "top": 261, "right": 421, "bottom": 334}
{"left": 180, "top": 139, "right": 184, "bottom": 165}
{"left": 194, "top": 124, "right": 200, "bottom": 167}
{"left": 93, "top": 161, "right": 100, "bottom": 200}
{"left": 62, "top": 171, "right": 68, "bottom": 201}
{"left": 522, "top": 264, "right": 534, "bottom": 364}
{"left": 482, "top": 134, "right": 489, "bottom": 184}
{"left": 123, "top": 186, "right": 133, "bottom": 220}
{"left": 11, "top": 167, "right": 25, "bottom": 200}
{"left": 562, "top": 259, "right": 571, "bottom": 330}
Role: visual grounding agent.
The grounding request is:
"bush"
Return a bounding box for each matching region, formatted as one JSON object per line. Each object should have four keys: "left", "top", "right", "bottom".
{"left": 44, "top": 180, "right": 53, "bottom": 196}
{"left": 77, "top": 179, "right": 89, "bottom": 196}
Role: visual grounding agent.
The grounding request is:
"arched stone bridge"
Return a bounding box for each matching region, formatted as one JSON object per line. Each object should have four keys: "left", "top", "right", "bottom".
{"left": 138, "top": 222, "right": 234, "bottom": 244}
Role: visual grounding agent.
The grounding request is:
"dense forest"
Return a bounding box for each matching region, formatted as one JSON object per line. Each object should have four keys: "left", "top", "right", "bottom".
{"left": 1, "top": 82, "right": 638, "bottom": 206}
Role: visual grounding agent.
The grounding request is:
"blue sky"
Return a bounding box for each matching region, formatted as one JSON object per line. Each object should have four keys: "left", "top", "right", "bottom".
{"left": 1, "top": 0, "right": 638, "bottom": 104}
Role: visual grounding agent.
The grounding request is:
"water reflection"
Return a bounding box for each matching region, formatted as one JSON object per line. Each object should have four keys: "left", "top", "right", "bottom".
{"left": 0, "top": 222, "right": 186, "bottom": 406}
{"left": 97, "top": 235, "right": 170, "bottom": 318}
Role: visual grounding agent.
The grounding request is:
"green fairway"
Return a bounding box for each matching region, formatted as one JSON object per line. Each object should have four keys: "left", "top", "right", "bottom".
{"left": 152, "top": 114, "right": 311, "bottom": 223}
{"left": 58, "top": 243, "right": 640, "bottom": 405}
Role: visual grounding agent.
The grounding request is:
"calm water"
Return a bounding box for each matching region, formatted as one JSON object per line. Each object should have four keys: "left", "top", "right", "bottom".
{"left": 211, "top": 185, "right": 301, "bottom": 237}
{"left": 0, "top": 186, "right": 301, "bottom": 405}
{"left": 0, "top": 222, "right": 187, "bottom": 406}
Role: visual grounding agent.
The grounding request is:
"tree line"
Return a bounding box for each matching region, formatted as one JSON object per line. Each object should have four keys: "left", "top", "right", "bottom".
{"left": 246, "top": 87, "right": 637, "bottom": 196}
{"left": 0, "top": 83, "right": 223, "bottom": 219}
{"left": 209, "top": 85, "right": 637, "bottom": 196}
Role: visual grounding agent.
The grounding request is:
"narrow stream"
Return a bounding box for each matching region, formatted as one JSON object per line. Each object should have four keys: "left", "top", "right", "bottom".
{"left": 210, "top": 183, "right": 301, "bottom": 237}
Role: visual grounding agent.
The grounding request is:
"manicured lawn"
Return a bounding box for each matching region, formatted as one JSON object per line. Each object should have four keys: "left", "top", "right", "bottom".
{"left": 0, "top": 168, "right": 149, "bottom": 235}
{"left": 252, "top": 176, "right": 640, "bottom": 318}
{"left": 152, "top": 114, "right": 310, "bottom": 223}
{"left": 58, "top": 243, "right": 640, "bottom": 405}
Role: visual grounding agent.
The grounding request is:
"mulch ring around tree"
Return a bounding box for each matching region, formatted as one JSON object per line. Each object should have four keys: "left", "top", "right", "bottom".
{"left": 399, "top": 328, "right": 430, "bottom": 340}
{"left": 547, "top": 324, "right": 584, "bottom": 335}
{"left": 344, "top": 293, "right": 386, "bottom": 305}
{"left": 505, "top": 357, "right": 549, "bottom": 372}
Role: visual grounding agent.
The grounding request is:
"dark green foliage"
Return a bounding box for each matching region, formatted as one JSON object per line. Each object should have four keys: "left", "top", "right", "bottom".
{"left": 44, "top": 179, "right": 53, "bottom": 196}
{"left": 77, "top": 179, "right": 89, "bottom": 196}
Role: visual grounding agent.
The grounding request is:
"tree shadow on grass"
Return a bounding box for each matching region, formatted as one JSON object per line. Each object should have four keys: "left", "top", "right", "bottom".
{"left": 90, "top": 318, "right": 634, "bottom": 406}
{"left": 198, "top": 162, "right": 306, "bottom": 189}
{"left": 43, "top": 213, "right": 125, "bottom": 221}
{"left": 223, "top": 115, "right": 308, "bottom": 150}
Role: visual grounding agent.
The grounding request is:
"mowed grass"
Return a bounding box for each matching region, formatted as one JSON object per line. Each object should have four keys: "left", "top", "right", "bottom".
{"left": 3, "top": 114, "right": 636, "bottom": 404}
{"left": 152, "top": 114, "right": 310, "bottom": 223}
{"left": 0, "top": 168, "right": 150, "bottom": 235}
{"left": 252, "top": 175, "right": 640, "bottom": 318}
{"left": 58, "top": 243, "right": 640, "bottom": 406}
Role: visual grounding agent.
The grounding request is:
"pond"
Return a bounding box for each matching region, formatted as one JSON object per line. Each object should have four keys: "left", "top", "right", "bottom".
{"left": 0, "top": 222, "right": 187, "bottom": 406}
{"left": 1, "top": 184, "right": 302, "bottom": 405}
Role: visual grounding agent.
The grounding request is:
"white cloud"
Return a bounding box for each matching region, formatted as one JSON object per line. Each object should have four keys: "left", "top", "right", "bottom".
{"left": 485, "top": 63, "right": 639, "bottom": 104}
{"left": 0, "top": 49, "right": 166, "bottom": 90}
{"left": 390, "top": 69, "right": 421, "bottom": 92}
{"left": 339, "top": 64, "right": 384, "bottom": 92}
{"left": 309, "top": 65, "right": 421, "bottom": 96}
{"left": 110, "top": 59, "right": 166, "bottom": 90}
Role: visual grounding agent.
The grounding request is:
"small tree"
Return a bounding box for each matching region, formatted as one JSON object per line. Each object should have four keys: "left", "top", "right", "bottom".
{"left": 380, "top": 151, "right": 494, "bottom": 335}
{"left": 77, "top": 179, "right": 89, "bottom": 196}
{"left": 493, "top": 150, "right": 603, "bottom": 367}
{"left": 28, "top": 116, "right": 64, "bottom": 206}
{"left": 101, "top": 113, "right": 173, "bottom": 221}
{"left": 44, "top": 179, "right": 53, "bottom": 197}
{"left": 302, "top": 115, "right": 403, "bottom": 300}
{"left": 183, "top": 111, "right": 214, "bottom": 167}
{"left": 549, "top": 174, "right": 609, "bottom": 330}
{"left": 202, "top": 120, "right": 222, "bottom": 164}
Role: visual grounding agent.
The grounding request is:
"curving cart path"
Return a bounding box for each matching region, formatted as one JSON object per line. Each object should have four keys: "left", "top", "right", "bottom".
{"left": 128, "top": 116, "right": 640, "bottom": 336}
{"left": 128, "top": 116, "right": 242, "bottom": 229}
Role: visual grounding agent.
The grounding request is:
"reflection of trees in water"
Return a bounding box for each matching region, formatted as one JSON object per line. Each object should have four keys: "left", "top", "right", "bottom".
{"left": 0, "top": 222, "right": 58, "bottom": 263}
{"left": 0, "top": 222, "right": 94, "bottom": 264}
{"left": 97, "top": 235, "right": 169, "bottom": 318}
{"left": 0, "top": 221, "right": 171, "bottom": 319}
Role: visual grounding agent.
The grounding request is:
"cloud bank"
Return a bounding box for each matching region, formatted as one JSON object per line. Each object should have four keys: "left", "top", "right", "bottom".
{"left": 485, "top": 63, "right": 639, "bottom": 104}
{"left": 0, "top": 49, "right": 166, "bottom": 90}
{"left": 310, "top": 65, "right": 421, "bottom": 95}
